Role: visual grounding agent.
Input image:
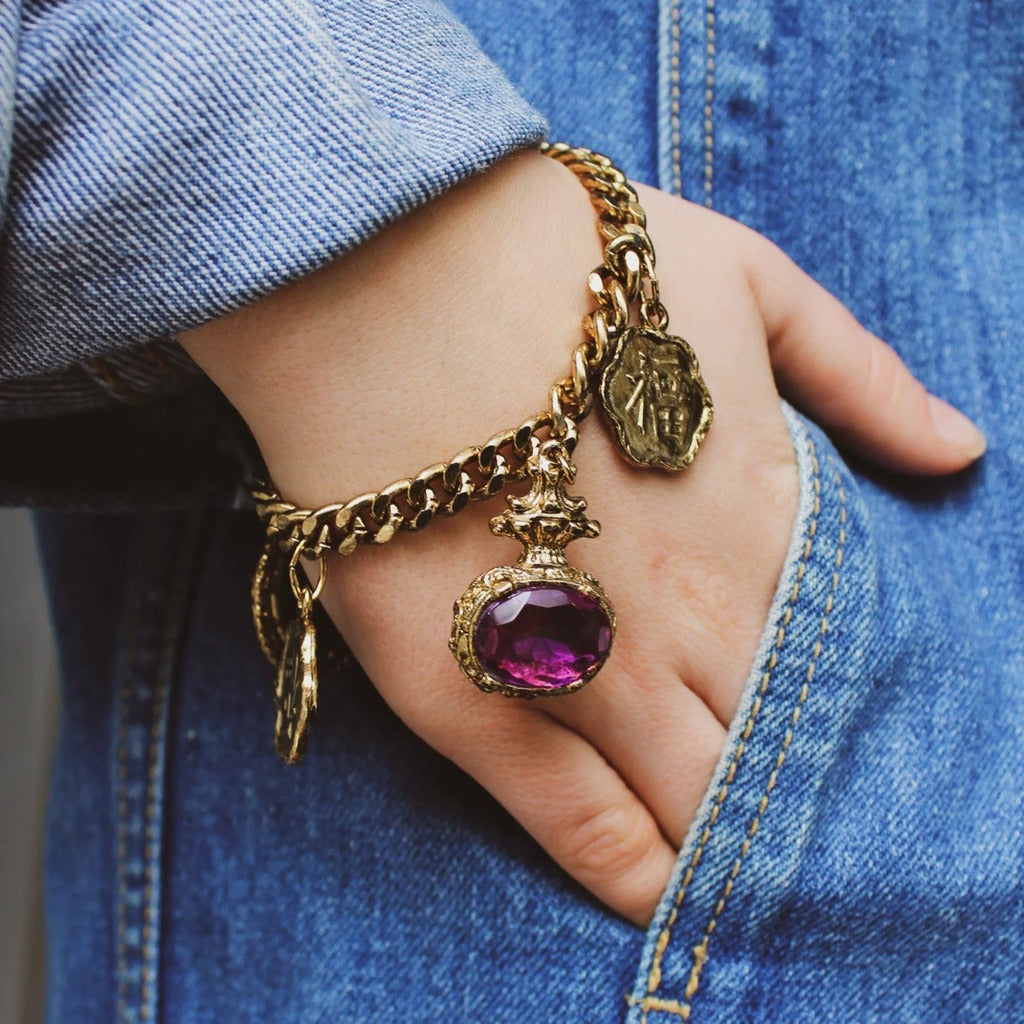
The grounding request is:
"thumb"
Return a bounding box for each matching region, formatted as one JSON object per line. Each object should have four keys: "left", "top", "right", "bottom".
{"left": 744, "top": 235, "right": 985, "bottom": 475}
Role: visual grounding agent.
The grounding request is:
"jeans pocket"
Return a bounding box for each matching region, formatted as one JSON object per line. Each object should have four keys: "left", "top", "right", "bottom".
{"left": 627, "top": 406, "right": 879, "bottom": 1024}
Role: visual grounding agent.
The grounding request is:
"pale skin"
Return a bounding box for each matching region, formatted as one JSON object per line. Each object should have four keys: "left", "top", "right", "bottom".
{"left": 181, "top": 150, "right": 985, "bottom": 927}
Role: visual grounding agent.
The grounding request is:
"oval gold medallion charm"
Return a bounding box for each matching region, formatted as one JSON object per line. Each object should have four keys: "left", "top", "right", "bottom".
{"left": 274, "top": 608, "right": 318, "bottom": 764}
{"left": 450, "top": 437, "right": 615, "bottom": 698}
{"left": 600, "top": 326, "right": 713, "bottom": 470}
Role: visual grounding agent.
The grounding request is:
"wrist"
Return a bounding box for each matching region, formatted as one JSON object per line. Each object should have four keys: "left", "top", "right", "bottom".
{"left": 180, "top": 148, "right": 601, "bottom": 506}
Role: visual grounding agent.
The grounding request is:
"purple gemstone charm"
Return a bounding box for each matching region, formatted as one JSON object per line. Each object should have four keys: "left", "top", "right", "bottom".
{"left": 474, "top": 583, "right": 612, "bottom": 691}
{"left": 449, "top": 436, "right": 616, "bottom": 697}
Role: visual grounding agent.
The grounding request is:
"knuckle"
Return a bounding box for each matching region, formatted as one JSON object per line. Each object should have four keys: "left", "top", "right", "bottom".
{"left": 864, "top": 336, "right": 902, "bottom": 407}
{"left": 730, "top": 410, "right": 799, "bottom": 524}
{"left": 563, "top": 800, "right": 661, "bottom": 882}
{"left": 864, "top": 336, "right": 926, "bottom": 422}
{"left": 752, "top": 433, "right": 800, "bottom": 515}
{"left": 739, "top": 222, "right": 786, "bottom": 280}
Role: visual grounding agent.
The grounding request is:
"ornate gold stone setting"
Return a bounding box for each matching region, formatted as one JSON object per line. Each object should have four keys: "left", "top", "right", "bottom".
{"left": 449, "top": 437, "right": 615, "bottom": 698}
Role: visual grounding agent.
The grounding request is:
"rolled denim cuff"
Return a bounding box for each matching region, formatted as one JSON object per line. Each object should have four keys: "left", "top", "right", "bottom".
{"left": 0, "top": 0, "right": 547, "bottom": 506}
{"left": 0, "top": 0, "right": 548, "bottom": 387}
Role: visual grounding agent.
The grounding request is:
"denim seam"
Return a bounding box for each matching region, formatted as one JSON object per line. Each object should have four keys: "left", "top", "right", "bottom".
{"left": 114, "top": 512, "right": 204, "bottom": 1023}
{"left": 116, "top": 566, "right": 147, "bottom": 1023}
{"left": 139, "top": 530, "right": 193, "bottom": 1017}
{"left": 669, "top": 0, "right": 682, "bottom": 195}
{"left": 637, "top": 436, "right": 824, "bottom": 1015}
{"left": 702, "top": 0, "right": 716, "bottom": 207}
{"left": 678, "top": 456, "right": 847, "bottom": 1019}
{"left": 138, "top": 645, "right": 163, "bottom": 1020}
{"left": 638, "top": 451, "right": 848, "bottom": 1022}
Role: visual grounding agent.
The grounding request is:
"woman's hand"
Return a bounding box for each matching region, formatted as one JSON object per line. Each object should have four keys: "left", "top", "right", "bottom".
{"left": 180, "top": 150, "right": 983, "bottom": 926}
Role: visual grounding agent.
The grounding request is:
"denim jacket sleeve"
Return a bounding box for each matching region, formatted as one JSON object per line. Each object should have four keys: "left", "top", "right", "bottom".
{"left": 0, "top": 0, "right": 547, "bottom": 507}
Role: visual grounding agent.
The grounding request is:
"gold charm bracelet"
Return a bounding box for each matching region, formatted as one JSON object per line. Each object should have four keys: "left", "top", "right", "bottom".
{"left": 251, "top": 143, "right": 713, "bottom": 764}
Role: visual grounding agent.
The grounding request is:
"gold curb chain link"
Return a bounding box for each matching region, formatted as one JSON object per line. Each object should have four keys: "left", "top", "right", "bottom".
{"left": 252, "top": 143, "right": 700, "bottom": 676}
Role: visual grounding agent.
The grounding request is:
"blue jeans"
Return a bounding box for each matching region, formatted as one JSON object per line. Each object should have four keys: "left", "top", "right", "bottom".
{"left": 35, "top": 0, "right": 1024, "bottom": 1020}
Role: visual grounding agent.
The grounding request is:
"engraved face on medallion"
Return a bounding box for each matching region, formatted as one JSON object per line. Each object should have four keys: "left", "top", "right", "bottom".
{"left": 600, "top": 327, "right": 713, "bottom": 470}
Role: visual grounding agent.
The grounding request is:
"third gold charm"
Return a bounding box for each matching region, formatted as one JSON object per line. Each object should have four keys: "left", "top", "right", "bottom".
{"left": 599, "top": 326, "right": 713, "bottom": 471}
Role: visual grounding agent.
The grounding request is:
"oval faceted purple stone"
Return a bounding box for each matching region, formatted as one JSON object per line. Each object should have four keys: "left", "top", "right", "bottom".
{"left": 473, "top": 583, "right": 612, "bottom": 691}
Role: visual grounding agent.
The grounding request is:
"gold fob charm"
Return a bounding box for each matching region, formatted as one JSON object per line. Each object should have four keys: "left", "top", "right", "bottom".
{"left": 450, "top": 437, "right": 615, "bottom": 698}
{"left": 600, "top": 326, "right": 713, "bottom": 471}
{"left": 272, "top": 547, "right": 326, "bottom": 765}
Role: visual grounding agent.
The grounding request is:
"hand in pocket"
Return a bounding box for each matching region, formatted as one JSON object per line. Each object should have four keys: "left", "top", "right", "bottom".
{"left": 181, "top": 150, "right": 985, "bottom": 925}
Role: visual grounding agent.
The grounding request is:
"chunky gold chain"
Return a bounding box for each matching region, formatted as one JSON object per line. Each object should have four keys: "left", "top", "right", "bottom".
{"left": 252, "top": 410, "right": 560, "bottom": 560}
{"left": 540, "top": 142, "right": 671, "bottom": 432}
{"left": 252, "top": 143, "right": 675, "bottom": 667}
{"left": 253, "top": 144, "right": 666, "bottom": 557}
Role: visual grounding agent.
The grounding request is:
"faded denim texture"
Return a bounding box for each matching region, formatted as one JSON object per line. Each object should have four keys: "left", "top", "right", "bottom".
{"left": 15, "top": 0, "right": 1024, "bottom": 1021}
{"left": 0, "top": 0, "right": 546, "bottom": 379}
{"left": 0, "top": 0, "right": 544, "bottom": 500}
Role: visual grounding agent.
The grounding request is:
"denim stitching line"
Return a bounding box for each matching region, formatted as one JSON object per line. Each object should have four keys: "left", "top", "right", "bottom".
{"left": 139, "top": 604, "right": 167, "bottom": 1018}
{"left": 677, "top": 458, "right": 846, "bottom": 1016}
{"left": 139, "top": 517, "right": 198, "bottom": 1020}
{"left": 669, "top": 0, "right": 682, "bottom": 195}
{"left": 139, "top": 551, "right": 179, "bottom": 1018}
{"left": 628, "top": 993, "right": 693, "bottom": 1015}
{"left": 702, "top": 0, "right": 716, "bottom": 207}
{"left": 116, "top": 551, "right": 146, "bottom": 1023}
{"left": 139, "top": 698, "right": 163, "bottom": 1019}
{"left": 639, "top": 437, "right": 822, "bottom": 1022}
{"left": 651, "top": 456, "right": 846, "bottom": 1021}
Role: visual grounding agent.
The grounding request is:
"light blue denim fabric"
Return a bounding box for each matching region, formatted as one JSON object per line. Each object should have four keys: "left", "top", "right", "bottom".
{"left": 19, "top": 0, "right": 1024, "bottom": 1021}
{"left": 0, "top": 0, "right": 544, "bottom": 494}
{"left": 0, "top": 0, "right": 546, "bottom": 380}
